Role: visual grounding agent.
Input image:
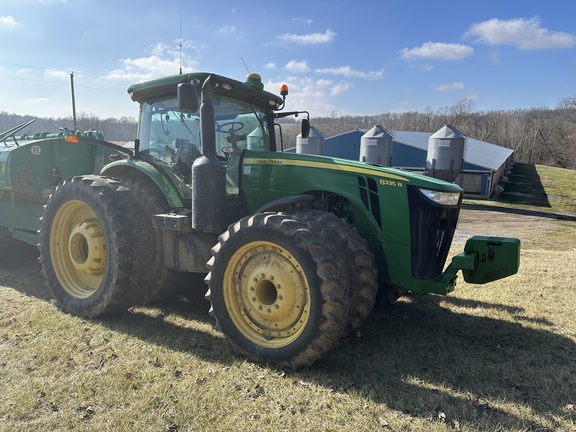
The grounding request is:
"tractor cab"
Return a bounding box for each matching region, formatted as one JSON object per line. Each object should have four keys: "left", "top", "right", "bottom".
{"left": 129, "top": 73, "right": 282, "bottom": 202}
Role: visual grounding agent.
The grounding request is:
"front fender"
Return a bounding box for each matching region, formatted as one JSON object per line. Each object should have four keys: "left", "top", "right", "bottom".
{"left": 254, "top": 194, "right": 315, "bottom": 213}
{"left": 101, "top": 160, "right": 184, "bottom": 208}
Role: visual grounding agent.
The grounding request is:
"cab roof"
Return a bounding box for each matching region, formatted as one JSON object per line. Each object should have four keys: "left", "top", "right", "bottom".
{"left": 127, "top": 72, "right": 283, "bottom": 110}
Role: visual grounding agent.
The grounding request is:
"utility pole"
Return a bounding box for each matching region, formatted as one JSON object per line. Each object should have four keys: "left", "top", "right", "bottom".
{"left": 70, "top": 72, "right": 77, "bottom": 130}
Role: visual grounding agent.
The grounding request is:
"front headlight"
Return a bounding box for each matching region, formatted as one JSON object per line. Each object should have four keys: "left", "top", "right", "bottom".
{"left": 418, "top": 188, "right": 461, "bottom": 206}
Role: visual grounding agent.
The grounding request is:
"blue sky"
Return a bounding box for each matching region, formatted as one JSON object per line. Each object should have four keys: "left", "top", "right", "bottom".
{"left": 1, "top": 0, "right": 575, "bottom": 120}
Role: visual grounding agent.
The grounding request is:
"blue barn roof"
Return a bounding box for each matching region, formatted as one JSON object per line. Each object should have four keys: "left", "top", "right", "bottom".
{"left": 324, "top": 130, "right": 514, "bottom": 172}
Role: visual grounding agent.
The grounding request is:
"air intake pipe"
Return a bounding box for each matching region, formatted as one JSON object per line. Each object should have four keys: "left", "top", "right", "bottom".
{"left": 191, "top": 75, "right": 226, "bottom": 233}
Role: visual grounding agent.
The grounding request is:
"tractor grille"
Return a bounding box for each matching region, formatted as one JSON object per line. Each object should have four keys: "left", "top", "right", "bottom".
{"left": 408, "top": 186, "right": 461, "bottom": 280}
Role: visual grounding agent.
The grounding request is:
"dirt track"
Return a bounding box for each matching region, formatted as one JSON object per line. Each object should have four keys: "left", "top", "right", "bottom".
{"left": 454, "top": 202, "right": 576, "bottom": 249}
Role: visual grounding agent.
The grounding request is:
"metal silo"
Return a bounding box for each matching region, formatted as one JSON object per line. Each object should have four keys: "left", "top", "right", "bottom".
{"left": 296, "top": 126, "right": 324, "bottom": 155}
{"left": 247, "top": 127, "right": 265, "bottom": 151}
{"left": 426, "top": 125, "right": 466, "bottom": 182}
{"left": 359, "top": 125, "right": 393, "bottom": 166}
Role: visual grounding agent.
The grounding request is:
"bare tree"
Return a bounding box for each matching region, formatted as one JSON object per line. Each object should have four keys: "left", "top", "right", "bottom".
{"left": 2, "top": 93, "right": 575, "bottom": 168}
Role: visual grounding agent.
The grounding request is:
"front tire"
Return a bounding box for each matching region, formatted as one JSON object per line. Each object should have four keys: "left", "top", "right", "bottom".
{"left": 206, "top": 213, "right": 349, "bottom": 369}
{"left": 294, "top": 210, "right": 378, "bottom": 331}
{"left": 38, "top": 176, "right": 151, "bottom": 318}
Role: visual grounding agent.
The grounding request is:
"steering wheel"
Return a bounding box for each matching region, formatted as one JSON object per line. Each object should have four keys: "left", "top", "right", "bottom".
{"left": 216, "top": 121, "right": 244, "bottom": 134}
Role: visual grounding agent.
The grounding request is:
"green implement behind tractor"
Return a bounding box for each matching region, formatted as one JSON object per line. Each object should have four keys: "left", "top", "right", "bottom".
{"left": 0, "top": 72, "right": 520, "bottom": 369}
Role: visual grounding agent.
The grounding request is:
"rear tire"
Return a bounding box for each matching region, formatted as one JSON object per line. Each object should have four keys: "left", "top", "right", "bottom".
{"left": 38, "top": 176, "right": 151, "bottom": 318}
{"left": 119, "top": 175, "right": 190, "bottom": 301}
{"left": 206, "top": 212, "right": 349, "bottom": 369}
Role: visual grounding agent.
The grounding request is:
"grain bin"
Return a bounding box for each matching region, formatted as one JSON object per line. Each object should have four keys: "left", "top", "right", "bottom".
{"left": 426, "top": 125, "right": 466, "bottom": 182}
{"left": 296, "top": 126, "right": 324, "bottom": 155}
{"left": 247, "top": 127, "right": 265, "bottom": 151}
{"left": 360, "top": 125, "right": 393, "bottom": 166}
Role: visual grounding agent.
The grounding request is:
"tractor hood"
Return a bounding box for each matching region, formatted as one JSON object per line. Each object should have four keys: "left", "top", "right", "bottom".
{"left": 243, "top": 151, "right": 464, "bottom": 193}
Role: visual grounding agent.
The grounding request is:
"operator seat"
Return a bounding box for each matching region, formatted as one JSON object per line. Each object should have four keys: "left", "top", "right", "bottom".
{"left": 172, "top": 138, "right": 201, "bottom": 181}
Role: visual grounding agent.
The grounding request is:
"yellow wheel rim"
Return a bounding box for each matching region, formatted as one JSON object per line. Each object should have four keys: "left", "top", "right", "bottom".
{"left": 50, "top": 200, "right": 106, "bottom": 298}
{"left": 223, "top": 241, "right": 311, "bottom": 348}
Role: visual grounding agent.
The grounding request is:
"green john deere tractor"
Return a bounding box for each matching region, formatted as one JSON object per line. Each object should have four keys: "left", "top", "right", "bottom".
{"left": 0, "top": 72, "right": 520, "bottom": 369}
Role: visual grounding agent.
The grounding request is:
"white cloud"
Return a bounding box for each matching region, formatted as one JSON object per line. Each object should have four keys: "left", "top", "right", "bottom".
{"left": 435, "top": 82, "right": 465, "bottom": 91}
{"left": 330, "top": 81, "right": 351, "bottom": 96}
{"left": 278, "top": 29, "right": 336, "bottom": 44}
{"left": 465, "top": 17, "right": 576, "bottom": 50}
{"left": 105, "top": 42, "right": 200, "bottom": 82}
{"left": 466, "top": 91, "right": 481, "bottom": 102}
{"left": 285, "top": 60, "right": 310, "bottom": 73}
{"left": 400, "top": 42, "right": 474, "bottom": 61}
{"left": 217, "top": 25, "right": 236, "bottom": 35}
{"left": 263, "top": 62, "right": 276, "bottom": 70}
{"left": 217, "top": 25, "right": 244, "bottom": 41}
{"left": 45, "top": 69, "right": 69, "bottom": 79}
{"left": 314, "top": 79, "right": 333, "bottom": 89}
{"left": 26, "top": 97, "right": 49, "bottom": 105}
{"left": 265, "top": 77, "right": 338, "bottom": 116}
{"left": 0, "top": 16, "right": 19, "bottom": 29}
{"left": 292, "top": 17, "right": 313, "bottom": 25}
{"left": 314, "top": 65, "right": 384, "bottom": 80}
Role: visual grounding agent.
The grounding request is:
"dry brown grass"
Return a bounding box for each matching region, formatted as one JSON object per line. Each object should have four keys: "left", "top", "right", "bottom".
{"left": 1, "top": 164, "right": 575, "bottom": 431}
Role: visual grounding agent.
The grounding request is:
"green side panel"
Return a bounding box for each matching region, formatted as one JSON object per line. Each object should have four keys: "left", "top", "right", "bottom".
{"left": 0, "top": 200, "right": 44, "bottom": 233}
{"left": 0, "top": 136, "right": 120, "bottom": 240}
{"left": 240, "top": 151, "right": 416, "bottom": 242}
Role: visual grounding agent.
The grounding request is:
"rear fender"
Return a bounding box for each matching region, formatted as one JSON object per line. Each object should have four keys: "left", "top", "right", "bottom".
{"left": 102, "top": 160, "right": 184, "bottom": 208}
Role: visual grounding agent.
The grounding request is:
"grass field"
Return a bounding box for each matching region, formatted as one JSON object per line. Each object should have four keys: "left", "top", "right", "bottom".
{"left": 1, "top": 164, "right": 575, "bottom": 431}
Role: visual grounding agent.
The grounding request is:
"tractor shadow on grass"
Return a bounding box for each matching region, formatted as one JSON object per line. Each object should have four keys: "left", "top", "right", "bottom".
{"left": 4, "top": 242, "right": 575, "bottom": 428}
{"left": 0, "top": 241, "right": 48, "bottom": 300}
{"left": 303, "top": 294, "right": 575, "bottom": 430}
{"left": 0, "top": 240, "right": 229, "bottom": 364}
{"left": 97, "top": 280, "right": 228, "bottom": 364}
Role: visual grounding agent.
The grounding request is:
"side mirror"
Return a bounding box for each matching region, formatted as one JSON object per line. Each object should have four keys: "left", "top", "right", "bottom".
{"left": 301, "top": 118, "right": 310, "bottom": 138}
{"left": 178, "top": 83, "right": 199, "bottom": 113}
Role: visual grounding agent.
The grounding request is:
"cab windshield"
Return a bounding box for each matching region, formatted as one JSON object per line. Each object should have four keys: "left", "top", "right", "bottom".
{"left": 138, "top": 95, "right": 271, "bottom": 200}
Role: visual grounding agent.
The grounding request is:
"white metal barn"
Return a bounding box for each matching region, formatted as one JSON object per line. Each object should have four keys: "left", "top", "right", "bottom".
{"left": 322, "top": 128, "right": 514, "bottom": 197}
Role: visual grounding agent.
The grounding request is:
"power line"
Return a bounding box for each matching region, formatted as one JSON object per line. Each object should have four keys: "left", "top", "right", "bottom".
{"left": 0, "top": 74, "right": 68, "bottom": 85}
{"left": 0, "top": 75, "right": 126, "bottom": 96}
{"left": 0, "top": 61, "right": 127, "bottom": 86}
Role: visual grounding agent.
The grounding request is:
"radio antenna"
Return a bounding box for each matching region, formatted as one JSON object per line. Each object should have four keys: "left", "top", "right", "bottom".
{"left": 241, "top": 57, "right": 250, "bottom": 74}
{"left": 179, "top": 15, "right": 183, "bottom": 74}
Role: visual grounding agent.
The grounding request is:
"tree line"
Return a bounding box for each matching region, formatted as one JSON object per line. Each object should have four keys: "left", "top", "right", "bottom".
{"left": 1, "top": 93, "right": 575, "bottom": 169}
{"left": 281, "top": 94, "right": 576, "bottom": 170}
{"left": 0, "top": 112, "right": 137, "bottom": 142}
